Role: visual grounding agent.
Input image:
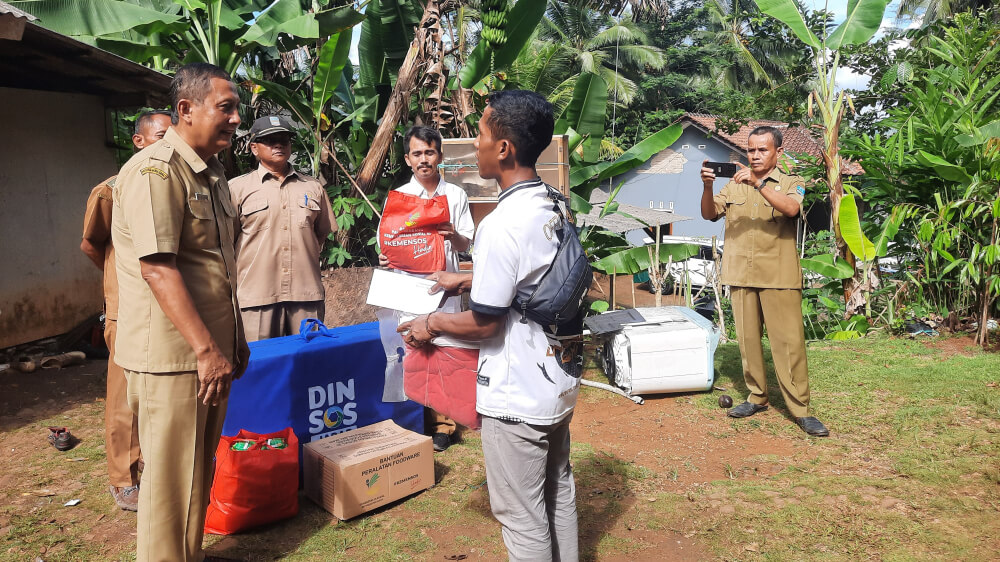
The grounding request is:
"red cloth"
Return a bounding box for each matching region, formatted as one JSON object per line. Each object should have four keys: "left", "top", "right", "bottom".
{"left": 379, "top": 191, "right": 450, "bottom": 274}
{"left": 204, "top": 427, "right": 298, "bottom": 535}
{"left": 403, "top": 345, "right": 481, "bottom": 429}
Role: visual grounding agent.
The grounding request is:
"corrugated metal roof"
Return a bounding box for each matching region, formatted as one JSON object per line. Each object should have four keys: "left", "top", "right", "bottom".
{"left": 0, "top": 1, "right": 36, "bottom": 21}
{"left": 683, "top": 113, "right": 864, "bottom": 175}
{"left": 578, "top": 190, "right": 691, "bottom": 233}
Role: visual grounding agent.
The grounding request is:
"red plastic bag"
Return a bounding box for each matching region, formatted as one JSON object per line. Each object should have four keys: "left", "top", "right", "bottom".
{"left": 379, "top": 191, "right": 450, "bottom": 274}
{"left": 403, "top": 345, "right": 481, "bottom": 429}
{"left": 204, "top": 427, "right": 299, "bottom": 535}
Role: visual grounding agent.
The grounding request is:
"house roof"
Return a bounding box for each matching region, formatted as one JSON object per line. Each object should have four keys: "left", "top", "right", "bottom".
{"left": 0, "top": 8, "right": 170, "bottom": 107}
{"left": 682, "top": 113, "right": 864, "bottom": 175}
{"left": 578, "top": 190, "right": 691, "bottom": 234}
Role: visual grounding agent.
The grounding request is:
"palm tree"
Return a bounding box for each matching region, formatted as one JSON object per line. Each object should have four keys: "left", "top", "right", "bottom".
{"left": 531, "top": 0, "right": 667, "bottom": 108}
{"left": 702, "top": 0, "right": 804, "bottom": 90}
{"left": 897, "top": 0, "right": 995, "bottom": 24}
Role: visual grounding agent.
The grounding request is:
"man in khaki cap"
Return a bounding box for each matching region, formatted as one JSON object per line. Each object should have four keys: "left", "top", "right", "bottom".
{"left": 229, "top": 115, "right": 336, "bottom": 341}
{"left": 700, "top": 125, "right": 829, "bottom": 437}
{"left": 81, "top": 110, "right": 171, "bottom": 512}
{"left": 112, "top": 62, "right": 250, "bottom": 561}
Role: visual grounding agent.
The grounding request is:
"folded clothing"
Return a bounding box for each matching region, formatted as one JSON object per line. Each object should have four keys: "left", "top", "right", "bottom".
{"left": 403, "top": 345, "right": 480, "bottom": 429}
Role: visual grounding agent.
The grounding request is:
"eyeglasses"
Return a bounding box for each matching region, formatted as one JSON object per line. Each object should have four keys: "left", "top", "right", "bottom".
{"left": 254, "top": 135, "right": 292, "bottom": 147}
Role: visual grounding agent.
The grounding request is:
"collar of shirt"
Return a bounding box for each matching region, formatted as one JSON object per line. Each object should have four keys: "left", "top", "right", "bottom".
{"left": 163, "top": 127, "right": 225, "bottom": 180}
{"left": 257, "top": 162, "right": 299, "bottom": 184}
{"left": 761, "top": 167, "right": 783, "bottom": 185}
{"left": 400, "top": 174, "right": 447, "bottom": 199}
{"left": 497, "top": 178, "right": 544, "bottom": 204}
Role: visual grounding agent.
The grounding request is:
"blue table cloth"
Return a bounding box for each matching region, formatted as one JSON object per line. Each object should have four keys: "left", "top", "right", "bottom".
{"left": 222, "top": 321, "right": 423, "bottom": 445}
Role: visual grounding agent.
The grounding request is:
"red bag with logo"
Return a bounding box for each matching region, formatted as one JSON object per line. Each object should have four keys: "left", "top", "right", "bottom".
{"left": 204, "top": 427, "right": 299, "bottom": 535}
{"left": 379, "top": 191, "right": 450, "bottom": 274}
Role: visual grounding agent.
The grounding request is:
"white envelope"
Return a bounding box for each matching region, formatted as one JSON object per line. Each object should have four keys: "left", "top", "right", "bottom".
{"left": 365, "top": 268, "right": 445, "bottom": 315}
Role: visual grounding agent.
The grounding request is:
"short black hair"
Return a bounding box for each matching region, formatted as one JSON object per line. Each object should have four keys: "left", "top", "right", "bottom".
{"left": 748, "top": 125, "right": 783, "bottom": 149}
{"left": 134, "top": 110, "right": 172, "bottom": 136}
{"left": 168, "top": 63, "right": 233, "bottom": 125}
{"left": 485, "top": 90, "right": 554, "bottom": 167}
{"left": 403, "top": 125, "right": 443, "bottom": 153}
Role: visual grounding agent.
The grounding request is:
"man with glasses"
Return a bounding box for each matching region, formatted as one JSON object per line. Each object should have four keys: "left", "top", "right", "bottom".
{"left": 229, "top": 115, "right": 336, "bottom": 341}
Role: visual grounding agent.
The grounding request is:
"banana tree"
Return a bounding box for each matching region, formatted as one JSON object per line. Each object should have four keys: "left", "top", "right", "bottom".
{"left": 12, "top": 0, "right": 363, "bottom": 75}
{"left": 755, "top": 0, "right": 892, "bottom": 316}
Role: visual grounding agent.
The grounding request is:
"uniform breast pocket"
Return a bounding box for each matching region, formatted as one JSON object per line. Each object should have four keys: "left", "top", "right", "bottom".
{"left": 725, "top": 196, "right": 748, "bottom": 221}
{"left": 186, "top": 193, "right": 219, "bottom": 249}
{"left": 297, "top": 195, "right": 322, "bottom": 228}
{"left": 240, "top": 197, "right": 270, "bottom": 234}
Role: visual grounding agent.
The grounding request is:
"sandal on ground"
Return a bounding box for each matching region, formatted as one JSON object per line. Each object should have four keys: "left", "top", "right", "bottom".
{"left": 47, "top": 427, "right": 74, "bottom": 451}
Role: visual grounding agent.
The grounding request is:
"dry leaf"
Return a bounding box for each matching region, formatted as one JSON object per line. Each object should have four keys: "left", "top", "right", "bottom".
{"left": 745, "top": 542, "right": 759, "bottom": 552}
{"left": 23, "top": 490, "right": 55, "bottom": 497}
{"left": 986, "top": 382, "right": 998, "bottom": 388}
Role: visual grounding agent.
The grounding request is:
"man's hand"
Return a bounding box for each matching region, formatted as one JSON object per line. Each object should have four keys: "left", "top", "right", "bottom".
{"left": 196, "top": 345, "right": 234, "bottom": 406}
{"left": 378, "top": 253, "right": 390, "bottom": 267}
{"left": 437, "top": 222, "right": 458, "bottom": 243}
{"left": 397, "top": 314, "right": 435, "bottom": 347}
{"left": 732, "top": 162, "right": 756, "bottom": 187}
{"left": 700, "top": 160, "right": 717, "bottom": 187}
{"left": 427, "top": 271, "right": 472, "bottom": 296}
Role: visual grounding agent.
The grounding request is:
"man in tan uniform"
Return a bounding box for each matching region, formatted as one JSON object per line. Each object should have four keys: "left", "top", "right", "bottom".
{"left": 700, "top": 126, "right": 829, "bottom": 437}
{"left": 229, "top": 115, "right": 336, "bottom": 341}
{"left": 81, "top": 110, "right": 171, "bottom": 511}
{"left": 112, "top": 63, "right": 249, "bottom": 561}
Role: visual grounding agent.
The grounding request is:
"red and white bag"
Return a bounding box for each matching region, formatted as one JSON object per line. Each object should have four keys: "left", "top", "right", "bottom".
{"left": 379, "top": 191, "right": 450, "bottom": 274}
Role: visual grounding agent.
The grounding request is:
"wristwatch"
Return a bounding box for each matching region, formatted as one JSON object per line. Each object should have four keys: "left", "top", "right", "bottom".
{"left": 755, "top": 181, "right": 765, "bottom": 191}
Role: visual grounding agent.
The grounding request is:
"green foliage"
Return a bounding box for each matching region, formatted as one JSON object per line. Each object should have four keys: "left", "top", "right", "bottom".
{"left": 460, "top": 0, "right": 547, "bottom": 88}
{"left": 591, "top": 243, "right": 700, "bottom": 275}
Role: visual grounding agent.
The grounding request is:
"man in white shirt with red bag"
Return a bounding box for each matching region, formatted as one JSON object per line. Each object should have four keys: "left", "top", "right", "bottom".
{"left": 399, "top": 91, "right": 580, "bottom": 561}
{"left": 379, "top": 125, "right": 475, "bottom": 451}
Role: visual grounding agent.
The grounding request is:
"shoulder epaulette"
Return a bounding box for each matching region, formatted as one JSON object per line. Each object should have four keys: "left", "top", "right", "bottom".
{"left": 150, "top": 142, "right": 175, "bottom": 163}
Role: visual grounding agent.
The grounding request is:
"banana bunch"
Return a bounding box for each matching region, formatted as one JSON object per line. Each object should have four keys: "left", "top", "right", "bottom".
{"left": 481, "top": 0, "right": 509, "bottom": 50}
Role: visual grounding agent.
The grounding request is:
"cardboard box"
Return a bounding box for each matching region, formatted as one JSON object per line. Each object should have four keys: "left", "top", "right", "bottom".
{"left": 303, "top": 420, "right": 434, "bottom": 520}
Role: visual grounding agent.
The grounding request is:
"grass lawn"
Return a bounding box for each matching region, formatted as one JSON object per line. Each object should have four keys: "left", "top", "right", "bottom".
{"left": 1, "top": 335, "right": 998, "bottom": 560}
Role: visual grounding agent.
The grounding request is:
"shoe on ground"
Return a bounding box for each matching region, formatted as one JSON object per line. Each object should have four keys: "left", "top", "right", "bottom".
{"left": 727, "top": 402, "right": 768, "bottom": 418}
{"left": 110, "top": 485, "right": 139, "bottom": 512}
{"left": 796, "top": 416, "right": 830, "bottom": 437}
{"left": 432, "top": 432, "right": 451, "bottom": 452}
{"left": 47, "top": 427, "right": 74, "bottom": 451}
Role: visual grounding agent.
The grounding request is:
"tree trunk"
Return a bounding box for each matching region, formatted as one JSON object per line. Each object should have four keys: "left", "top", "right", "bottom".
{"left": 356, "top": 2, "right": 442, "bottom": 195}
{"left": 822, "top": 106, "right": 864, "bottom": 317}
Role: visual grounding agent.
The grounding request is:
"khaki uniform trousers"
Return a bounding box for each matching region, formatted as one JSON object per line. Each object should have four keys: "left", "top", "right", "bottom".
{"left": 730, "top": 287, "right": 810, "bottom": 418}
{"left": 104, "top": 319, "right": 141, "bottom": 487}
{"left": 426, "top": 408, "right": 457, "bottom": 436}
{"left": 241, "top": 300, "right": 324, "bottom": 342}
{"left": 126, "top": 370, "right": 228, "bottom": 562}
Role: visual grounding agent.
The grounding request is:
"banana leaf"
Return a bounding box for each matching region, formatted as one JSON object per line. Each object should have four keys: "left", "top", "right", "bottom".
{"left": 801, "top": 254, "right": 855, "bottom": 279}
{"left": 459, "top": 0, "right": 547, "bottom": 88}
{"left": 591, "top": 243, "right": 699, "bottom": 275}
{"left": 561, "top": 72, "right": 607, "bottom": 162}
{"left": 955, "top": 120, "right": 1000, "bottom": 147}
{"left": 916, "top": 150, "right": 974, "bottom": 183}
{"left": 571, "top": 124, "right": 682, "bottom": 200}
{"left": 826, "top": 0, "right": 891, "bottom": 50}
{"left": 10, "top": 0, "right": 183, "bottom": 37}
{"left": 313, "top": 32, "right": 352, "bottom": 118}
{"left": 838, "top": 193, "right": 877, "bottom": 261}
{"left": 754, "top": 0, "right": 821, "bottom": 49}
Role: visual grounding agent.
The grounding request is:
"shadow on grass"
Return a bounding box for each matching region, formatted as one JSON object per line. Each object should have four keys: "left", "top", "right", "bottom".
{"left": 0, "top": 359, "right": 109, "bottom": 433}
{"left": 714, "top": 341, "right": 805, "bottom": 423}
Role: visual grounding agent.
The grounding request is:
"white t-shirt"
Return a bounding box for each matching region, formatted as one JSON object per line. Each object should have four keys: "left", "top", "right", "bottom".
{"left": 394, "top": 176, "right": 475, "bottom": 314}
{"left": 469, "top": 179, "right": 580, "bottom": 425}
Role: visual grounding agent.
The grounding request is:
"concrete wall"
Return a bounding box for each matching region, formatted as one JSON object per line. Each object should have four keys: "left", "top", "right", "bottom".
{"left": 607, "top": 127, "right": 747, "bottom": 244}
{"left": 0, "top": 87, "right": 118, "bottom": 348}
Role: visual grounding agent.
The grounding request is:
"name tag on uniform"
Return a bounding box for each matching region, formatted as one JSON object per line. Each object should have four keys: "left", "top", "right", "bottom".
{"left": 193, "top": 192, "right": 210, "bottom": 201}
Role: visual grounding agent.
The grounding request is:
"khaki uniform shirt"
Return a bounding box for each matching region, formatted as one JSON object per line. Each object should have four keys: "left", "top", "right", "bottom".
{"left": 111, "top": 127, "right": 241, "bottom": 373}
{"left": 228, "top": 164, "right": 336, "bottom": 309}
{"left": 712, "top": 168, "right": 806, "bottom": 289}
{"left": 82, "top": 176, "right": 119, "bottom": 319}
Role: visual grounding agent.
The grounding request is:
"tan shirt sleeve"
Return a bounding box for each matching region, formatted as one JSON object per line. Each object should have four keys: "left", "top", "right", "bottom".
{"left": 82, "top": 182, "right": 113, "bottom": 245}
{"left": 315, "top": 187, "right": 337, "bottom": 240}
{"left": 711, "top": 181, "right": 735, "bottom": 221}
{"left": 782, "top": 174, "right": 806, "bottom": 206}
{"left": 120, "top": 162, "right": 185, "bottom": 258}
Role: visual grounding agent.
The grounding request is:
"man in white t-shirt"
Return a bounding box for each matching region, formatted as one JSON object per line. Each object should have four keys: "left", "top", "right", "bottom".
{"left": 380, "top": 125, "right": 475, "bottom": 451}
{"left": 400, "top": 91, "right": 579, "bottom": 561}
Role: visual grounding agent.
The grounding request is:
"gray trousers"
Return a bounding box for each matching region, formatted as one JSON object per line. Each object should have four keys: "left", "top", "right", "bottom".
{"left": 481, "top": 415, "right": 579, "bottom": 562}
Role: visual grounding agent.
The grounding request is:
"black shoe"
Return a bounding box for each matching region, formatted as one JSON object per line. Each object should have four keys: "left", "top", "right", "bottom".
{"left": 796, "top": 416, "right": 830, "bottom": 437}
{"left": 727, "top": 402, "right": 768, "bottom": 418}
{"left": 432, "top": 432, "right": 451, "bottom": 452}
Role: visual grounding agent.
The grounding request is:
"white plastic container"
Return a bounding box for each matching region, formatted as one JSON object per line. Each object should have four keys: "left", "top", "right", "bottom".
{"left": 602, "top": 306, "right": 720, "bottom": 396}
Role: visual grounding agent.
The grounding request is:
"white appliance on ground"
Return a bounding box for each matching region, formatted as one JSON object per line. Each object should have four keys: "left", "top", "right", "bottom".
{"left": 597, "top": 306, "right": 720, "bottom": 396}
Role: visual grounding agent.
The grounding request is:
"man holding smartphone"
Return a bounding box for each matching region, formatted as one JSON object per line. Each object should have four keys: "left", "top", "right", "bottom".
{"left": 699, "top": 126, "right": 829, "bottom": 437}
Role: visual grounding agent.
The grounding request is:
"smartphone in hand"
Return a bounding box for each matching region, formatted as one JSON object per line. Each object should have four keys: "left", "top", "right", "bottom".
{"left": 705, "top": 161, "right": 739, "bottom": 178}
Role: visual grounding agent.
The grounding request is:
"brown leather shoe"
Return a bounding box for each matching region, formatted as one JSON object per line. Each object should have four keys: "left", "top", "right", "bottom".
{"left": 110, "top": 485, "right": 139, "bottom": 511}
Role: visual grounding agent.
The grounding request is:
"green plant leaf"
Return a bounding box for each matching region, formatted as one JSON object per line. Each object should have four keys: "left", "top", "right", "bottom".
{"left": 955, "top": 120, "right": 1000, "bottom": 147}
{"left": 825, "top": 330, "right": 861, "bottom": 340}
{"left": 253, "top": 78, "right": 313, "bottom": 126}
{"left": 826, "top": 0, "right": 892, "bottom": 50}
{"left": 571, "top": 124, "right": 683, "bottom": 194}
{"left": 839, "top": 193, "right": 877, "bottom": 261}
{"left": 459, "top": 0, "right": 547, "bottom": 88}
{"left": 591, "top": 243, "right": 699, "bottom": 275}
{"left": 916, "top": 151, "right": 974, "bottom": 183}
{"left": 801, "top": 254, "right": 855, "bottom": 279}
{"left": 754, "top": 0, "right": 821, "bottom": 49}
{"left": 313, "top": 32, "right": 352, "bottom": 118}
{"left": 562, "top": 72, "right": 608, "bottom": 162}
{"left": 12, "top": 0, "right": 184, "bottom": 37}
{"left": 590, "top": 301, "right": 610, "bottom": 313}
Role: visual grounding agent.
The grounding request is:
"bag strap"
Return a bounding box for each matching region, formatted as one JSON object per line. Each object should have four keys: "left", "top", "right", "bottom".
{"left": 300, "top": 318, "right": 334, "bottom": 341}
